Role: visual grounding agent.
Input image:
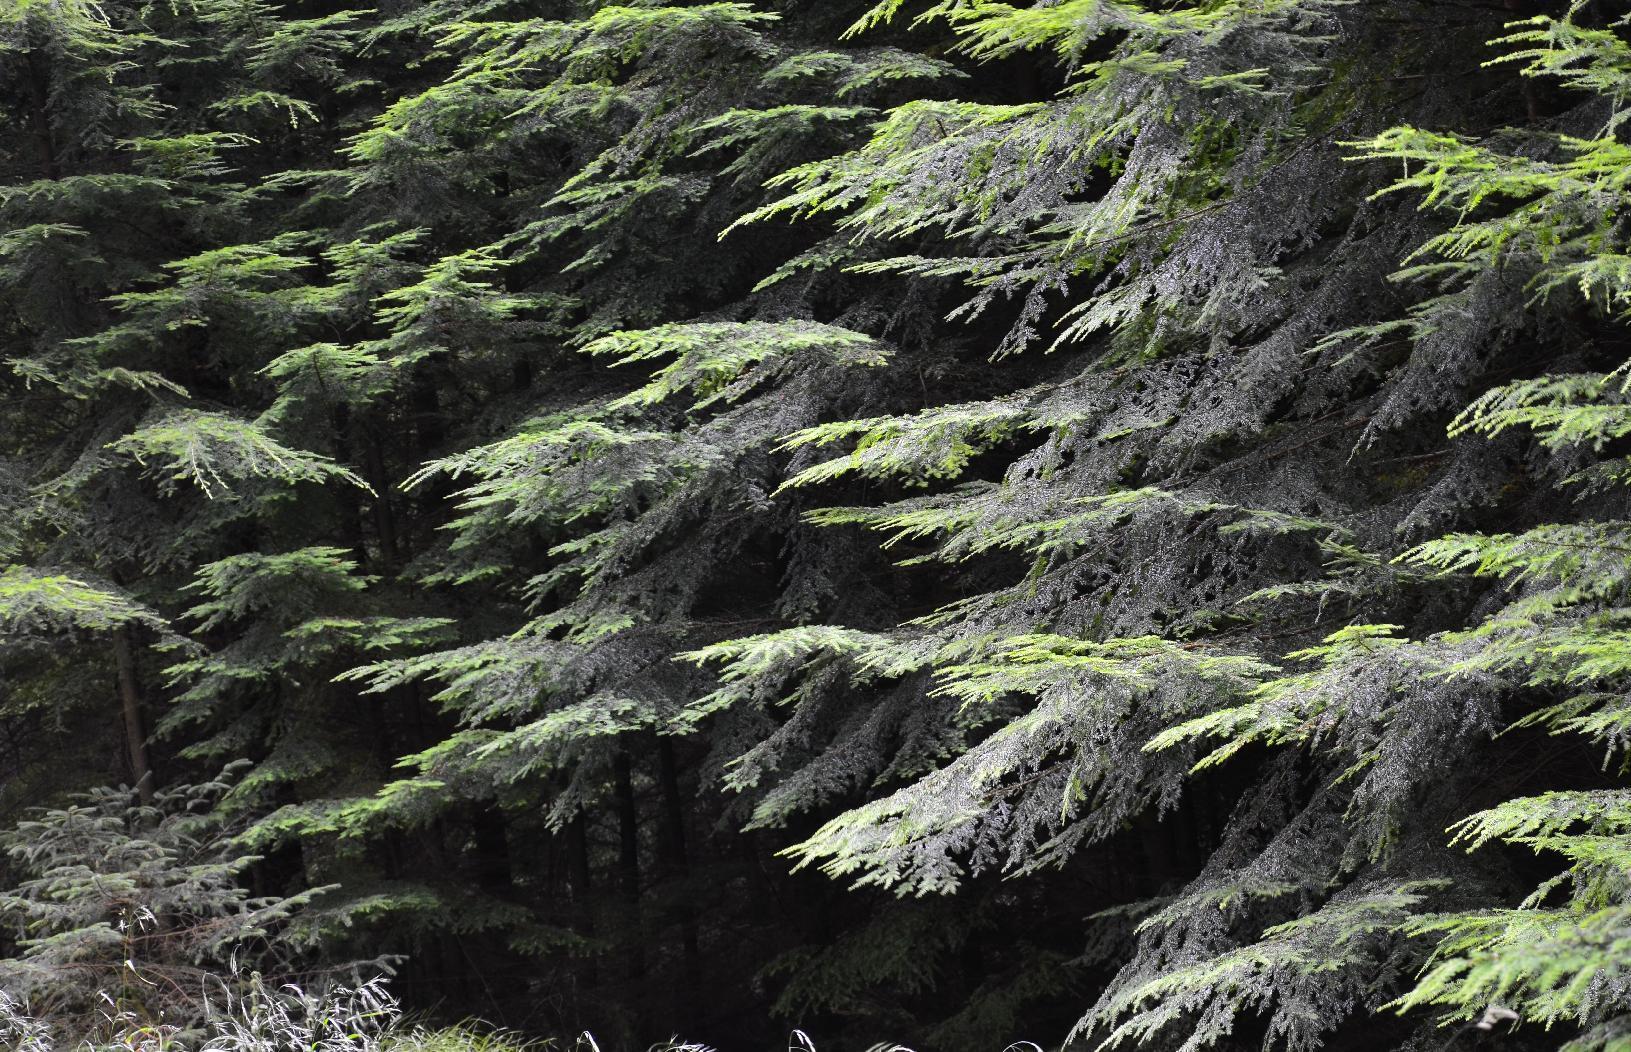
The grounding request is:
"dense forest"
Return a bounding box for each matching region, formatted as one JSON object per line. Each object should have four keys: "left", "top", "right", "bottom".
{"left": 4, "top": 0, "right": 1631, "bottom": 1048}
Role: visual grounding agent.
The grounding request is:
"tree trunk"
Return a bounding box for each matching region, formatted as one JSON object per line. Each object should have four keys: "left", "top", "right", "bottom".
{"left": 471, "top": 803, "right": 513, "bottom": 894}
{"left": 567, "top": 810, "right": 599, "bottom": 989}
{"left": 613, "top": 748, "right": 645, "bottom": 993}
{"left": 112, "top": 628, "right": 155, "bottom": 805}
{"left": 361, "top": 428, "right": 401, "bottom": 565}
{"left": 331, "top": 404, "right": 371, "bottom": 564}
{"left": 658, "top": 737, "right": 699, "bottom": 953}
{"left": 25, "top": 51, "right": 59, "bottom": 179}
{"left": 658, "top": 737, "right": 701, "bottom": 1028}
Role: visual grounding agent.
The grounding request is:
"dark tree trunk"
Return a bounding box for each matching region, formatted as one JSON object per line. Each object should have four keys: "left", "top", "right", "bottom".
{"left": 25, "top": 51, "right": 58, "bottom": 179}
{"left": 613, "top": 748, "right": 645, "bottom": 990}
{"left": 112, "top": 628, "right": 154, "bottom": 805}
{"left": 658, "top": 737, "right": 701, "bottom": 1028}
{"left": 471, "top": 803, "right": 514, "bottom": 894}
{"left": 331, "top": 404, "right": 371, "bottom": 564}
{"left": 567, "top": 810, "right": 599, "bottom": 989}
{"left": 360, "top": 428, "right": 401, "bottom": 565}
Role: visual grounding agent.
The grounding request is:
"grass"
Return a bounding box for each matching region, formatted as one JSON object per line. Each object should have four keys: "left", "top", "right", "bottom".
{"left": 1, "top": 979, "right": 944, "bottom": 1052}
{"left": 390, "top": 1025, "right": 553, "bottom": 1052}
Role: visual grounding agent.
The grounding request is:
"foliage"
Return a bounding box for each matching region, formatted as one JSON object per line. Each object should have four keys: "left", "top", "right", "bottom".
{"left": 6, "top": 0, "right": 1631, "bottom": 1050}
{"left": 0, "top": 774, "right": 330, "bottom": 1046}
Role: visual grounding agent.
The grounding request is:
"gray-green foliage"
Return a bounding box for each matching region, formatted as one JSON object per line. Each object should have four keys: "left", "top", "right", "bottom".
{"left": 8, "top": 0, "right": 1631, "bottom": 1048}
{"left": 0, "top": 774, "right": 326, "bottom": 1045}
{"left": 671, "top": 2, "right": 1631, "bottom": 1048}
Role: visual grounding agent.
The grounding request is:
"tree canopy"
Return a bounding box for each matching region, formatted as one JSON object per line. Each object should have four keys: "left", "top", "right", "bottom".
{"left": 4, "top": 0, "right": 1631, "bottom": 1049}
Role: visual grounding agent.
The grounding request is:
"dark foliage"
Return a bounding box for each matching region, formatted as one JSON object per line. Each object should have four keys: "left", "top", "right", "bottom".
{"left": 4, "top": 1, "right": 1631, "bottom": 1050}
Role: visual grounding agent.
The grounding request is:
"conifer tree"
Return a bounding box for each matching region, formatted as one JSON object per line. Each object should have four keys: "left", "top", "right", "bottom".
{"left": 7, "top": 0, "right": 1631, "bottom": 1050}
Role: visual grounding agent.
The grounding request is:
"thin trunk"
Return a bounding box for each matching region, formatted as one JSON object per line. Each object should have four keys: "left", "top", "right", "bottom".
{"left": 411, "top": 366, "right": 445, "bottom": 453}
{"left": 471, "top": 804, "right": 513, "bottom": 894}
{"left": 361, "top": 430, "right": 401, "bottom": 565}
{"left": 567, "top": 811, "right": 599, "bottom": 988}
{"left": 613, "top": 748, "right": 645, "bottom": 990}
{"left": 331, "top": 405, "right": 370, "bottom": 564}
{"left": 657, "top": 738, "right": 699, "bottom": 957}
{"left": 658, "top": 738, "right": 700, "bottom": 1030}
{"left": 26, "top": 52, "right": 59, "bottom": 179}
{"left": 614, "top": 751, "right": 641, "bottom": 901}
{"left": 112, "top": 628, "right": 154, "bottom": 805}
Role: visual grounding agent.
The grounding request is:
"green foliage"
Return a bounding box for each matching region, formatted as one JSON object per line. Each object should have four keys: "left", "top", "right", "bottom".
{"left": 10, "top": 0, "right": 1631, "bottom": 1049}
{"left": 110, "top": 411, "right": 369, "bottom": 498}
{"left": 0, "top": 775, "right": 326, "bottom": 1043}
{"left": 0, "top": 567, "right": 165, "bottom": 636}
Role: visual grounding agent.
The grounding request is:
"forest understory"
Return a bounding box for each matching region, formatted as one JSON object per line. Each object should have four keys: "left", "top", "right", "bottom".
{"left": 4, "top": 0, "right": 1631, "bottom": 1049}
